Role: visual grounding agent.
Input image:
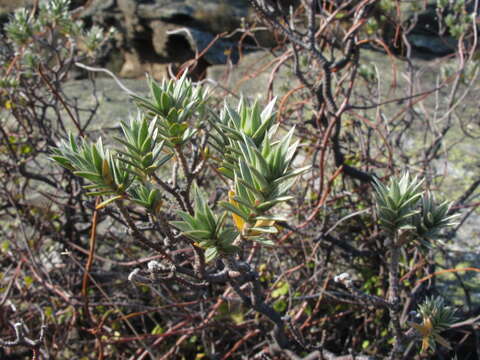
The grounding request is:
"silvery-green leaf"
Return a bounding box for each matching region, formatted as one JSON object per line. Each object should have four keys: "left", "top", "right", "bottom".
{"left": 205, "top": 247, "right": 218, "bottom": 262}
{"left": 220, "top": 201, "right": 249, "bottom": 221}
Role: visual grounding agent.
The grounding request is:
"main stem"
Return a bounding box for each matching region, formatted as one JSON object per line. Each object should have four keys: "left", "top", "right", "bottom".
{"left": 388, "top": 231, "right": 405, "bottom": 359}
{"left": 174, "top": 145, "right": 194, "bottom": 214}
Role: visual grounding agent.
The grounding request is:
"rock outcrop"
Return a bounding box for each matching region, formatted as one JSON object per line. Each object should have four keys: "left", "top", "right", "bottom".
{"left": 77, "top": 0, "right": 252, "bottom": 79}
{"left": 2, "top": 0, "right": 478, "bottom": 78}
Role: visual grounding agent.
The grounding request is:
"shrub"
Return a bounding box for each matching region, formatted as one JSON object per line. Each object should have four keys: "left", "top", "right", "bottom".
{"left": 2, "top": 0, "right": 479, "bottom": 359}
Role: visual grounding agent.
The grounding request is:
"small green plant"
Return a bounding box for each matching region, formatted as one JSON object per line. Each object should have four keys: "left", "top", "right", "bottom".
{"left": 371, "top": 173, "right": 458, "bottom": 358}
{"left": 335, "top": 173, "right": 461, "bottom": 359}
{"left": 373, "top": 172, "right": 459, "bottom": 243}
{"left": 410, "top": 296, "right": 457, "bottom": 353}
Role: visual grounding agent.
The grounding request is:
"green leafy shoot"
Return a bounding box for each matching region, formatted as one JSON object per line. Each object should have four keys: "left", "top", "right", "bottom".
{"left": 211, "top": 98, "right": 309, "bottom": 244}
{"left": 5, "top": 8, "right": 36, "bottom": 45}
{"left": 130, "top": 71, "right": 208, "bottom": 145}
{"left": 128, "top": 183, "right": 163, "bottom": 215}
{"left": 115, "top": 113, "right": 173, "bottom": 178}
{"left": 410, "top": 296, "right": 457, "bottom": 353}
{"left": 39, "top": 0, "right": 77, "bottom": 34}
{"left": 414, "top": 192, "right": 459, "bottom": 239}
{"left": 171, "top": 185, "right": 238, "bottom": 262}
{"left": 51, "top": 134, "right": 132, "bottom": 196}
{"left": 213, "top": 97, "right": 276, "bottom": 147}
{"left": 225, "top": 127, "right": 308, "bottom": 213}
{"left": 373, "top": 172, "right": 424, "bottom": 233}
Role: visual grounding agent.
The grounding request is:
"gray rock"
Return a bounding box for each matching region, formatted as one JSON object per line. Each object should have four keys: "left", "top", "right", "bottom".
{"left": 135, "top": 0, "right": 248, "bottom": 25}
{"left": 405, "top": 5, "right": 456, "bottom": 58}
{"left": 402, "top": 0, "right": 479, "bottom": 58}
{"left": 165, "top": 27, "right": 244, "bottom": 64}
{"left": 79, "top": 0, "right": 251, "bottom": 75}
{"left": 407, "top": 34, "right": 457, "bottom": 56}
